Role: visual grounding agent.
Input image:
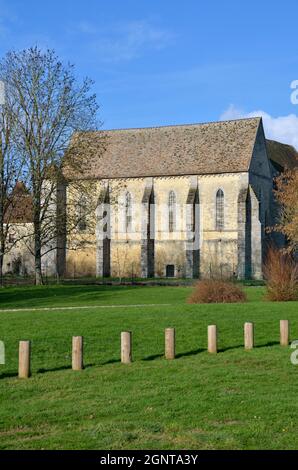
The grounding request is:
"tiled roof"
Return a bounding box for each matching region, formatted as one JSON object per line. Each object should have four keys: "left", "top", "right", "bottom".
{"left": 4, "top": 182, "right": 33, "bottom": 224}
{"left": 266, "top": 139, "right": 298, "bottom": 170}
{"left": 69, "top": 118, "right": 262, "bottom": 179}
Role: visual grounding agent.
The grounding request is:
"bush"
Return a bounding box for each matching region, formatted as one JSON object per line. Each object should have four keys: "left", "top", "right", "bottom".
{"left": 263, "top": 246, "right": 298, "bottom": 301}
{"left": 188, "top": 279, "right": 247, "bottom": 304}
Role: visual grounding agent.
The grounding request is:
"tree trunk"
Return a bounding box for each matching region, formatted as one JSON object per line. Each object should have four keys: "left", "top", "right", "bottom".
{"left": 35, "top": 263, "right": 43, "bottom": 285}
{"left": 34, "top": 245, "right": 43, "bottom": 285}
{"left": 0, "top": 227, "right": 4, "bottom": 288}
{"left": 0, "top": 252, "right": 3, "bottom": 288}
{"left": 34, "top": 221, "right": 43, "bottom": 285}
{"left": 0, "top": 189, "right": 4, "bottom": 288}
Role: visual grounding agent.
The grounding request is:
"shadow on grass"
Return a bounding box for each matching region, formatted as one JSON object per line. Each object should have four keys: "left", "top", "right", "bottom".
{"left": 37, "top": 363, "right": 95, "bottom": 374}
{"left": 255, "top": 341, "right": 280, "bottom": 349}
{"left": 142, "top": 348, "right": 205, "bottom": 361}
{"left": 0, "top": 284, "right": 135, "bottom": 309}
{"left": 176, "top": 348, "right": 205, "bottom": 359}
{"left": 0, "top": 371, "right": 18, "bottom": 379}
{"left": 218, "top": 344, "right": 244, "bottom": 353}
{"left": 219, "top": 341, "right": 280, "bottom": 353}
{"left": 143, "top": 344, "right": 281, "bottom": 359}
{"left": 0, "top": 342, "right": 283, "bottom": 380}
{"left": 142, "top": 353, "right": 164, "bottom": 361}
{"left": 101, "top": 358, "right": 121, "bottom": 365}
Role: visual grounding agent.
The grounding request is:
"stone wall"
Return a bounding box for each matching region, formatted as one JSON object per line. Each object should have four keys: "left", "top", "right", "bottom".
{"left": 2, "top": 223, "right": 35, "bottom": 276}
{"left": 198, "top": 172, "right": 248, "bottom": 279}
{"left": 63, "top": 171, "right": 258, "bottom": 279}
{"left": 63, "top": 122, "right": 275, "bottom": 281}
{"left": 248, "top": 123, "right": 275, "bottom": 279}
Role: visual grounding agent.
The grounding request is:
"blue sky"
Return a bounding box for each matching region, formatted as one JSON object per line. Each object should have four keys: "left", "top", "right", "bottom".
{"left": 0, "top": 0, "right": 298, "bottom": 146}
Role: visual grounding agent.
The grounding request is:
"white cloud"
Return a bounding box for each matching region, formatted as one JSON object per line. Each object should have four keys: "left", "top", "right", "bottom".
{"left": 220, "top": 104, "right": 298, "bottom": 150}
{"left": 74, "top": 21, "right": 98, "bottom": 35}
{"left": 98, "top": 20, "right": 174, "bottom": 62}
{"left": 69, "top": 19, "right": 174, "bottom": 62}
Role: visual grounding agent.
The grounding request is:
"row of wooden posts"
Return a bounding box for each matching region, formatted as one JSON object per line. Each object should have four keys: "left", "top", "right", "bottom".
{"left": 18, "top": 320, "right": 290, "bottom": 379}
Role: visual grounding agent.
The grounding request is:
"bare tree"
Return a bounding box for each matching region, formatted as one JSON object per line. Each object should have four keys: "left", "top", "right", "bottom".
{"left": 274, "top": 167, "right": 298, "bottom": 253}
{"left": 0, "top": 47, "right": 99, "bottom": 284}
{"left": 0, "top": 79, "right": 27, "bottom": 285}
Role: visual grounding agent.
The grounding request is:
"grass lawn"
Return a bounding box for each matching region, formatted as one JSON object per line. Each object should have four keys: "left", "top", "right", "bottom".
{"left": 0, "top": 284, "right": 297, "bottom": 450}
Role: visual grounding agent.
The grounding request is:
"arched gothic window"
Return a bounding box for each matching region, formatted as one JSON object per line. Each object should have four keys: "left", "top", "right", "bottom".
{"left": 125, "top": 192, "right": 132, "bottom": 232}
{"left": 216, "top": 189, "right": 224, "bottom": 230}
{"left": 168, "top": 191, "right": 176, "bottom": 232}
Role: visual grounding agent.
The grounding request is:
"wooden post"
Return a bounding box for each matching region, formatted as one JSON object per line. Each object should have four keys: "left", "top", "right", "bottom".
{"left": 280, "top": 320, "right": 289, "bottom": 346}
{"left": 244, "top": 322, "right": 254, "bottom": 350}
{"left": 121, "top": 331, "right": 132, "bottom": 364}
{"left": 72, "top": 336, "right": 84, "bottom": 370}
{"left": 165, "top": 328, "right": 175, "bottom": 359}
{"left": 208, "top": 325, "right": 217, "bottom": 354}
{"left": 18, "top": 341, "right": 31, "bottom": 378}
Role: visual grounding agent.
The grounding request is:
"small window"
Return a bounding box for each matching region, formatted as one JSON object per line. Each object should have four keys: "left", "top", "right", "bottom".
{"left": 103, "top": 210, "right": 108, "bottom": 233}
{"left": 168, "top": 191, "right": 176, "bottom": 232}
{"left": 125, "top": 192, "right": 132, "bottom": 232}
{"left": 216, "top": 189, "right": 224, "bottom": 230}
{"left": 166, "top": 264, "right": 175, "bottom": 278}
{"left": 9, "top": 233, "right": 15, "bottom": 243}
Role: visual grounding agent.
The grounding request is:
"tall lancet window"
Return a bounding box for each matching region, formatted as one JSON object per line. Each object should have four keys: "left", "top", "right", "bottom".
{"left": 125, "top": 192, "right": 132, "bottom": 233}
{"left": 168, "top": 191, "right": 176, "bottom": 233}
{"left": 216, "top": 189, "right": 224, "bottom": 231}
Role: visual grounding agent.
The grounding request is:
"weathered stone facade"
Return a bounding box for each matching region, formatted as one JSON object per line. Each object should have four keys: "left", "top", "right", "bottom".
{"left": 58, "top": 117, "right": 296, "bottom": 280}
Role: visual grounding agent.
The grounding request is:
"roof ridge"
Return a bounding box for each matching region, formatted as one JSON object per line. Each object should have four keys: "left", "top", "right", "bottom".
{"left": 95, "top": 116, "right": 262, "bottom": 133}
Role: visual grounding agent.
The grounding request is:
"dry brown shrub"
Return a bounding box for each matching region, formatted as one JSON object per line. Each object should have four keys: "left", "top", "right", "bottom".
{"left": 263, "top": 246, "right": 298, "bottom": 301}
{"left": 188, "top": 279, "right": 247, "bottom": 304}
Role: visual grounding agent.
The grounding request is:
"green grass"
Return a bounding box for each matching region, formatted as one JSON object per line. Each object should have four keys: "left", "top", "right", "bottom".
{"left": 0, "top": 285, "right": 297, "bottom": 450}
{"left": 0, "top": 284, "right": 190, "bottom": 308}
